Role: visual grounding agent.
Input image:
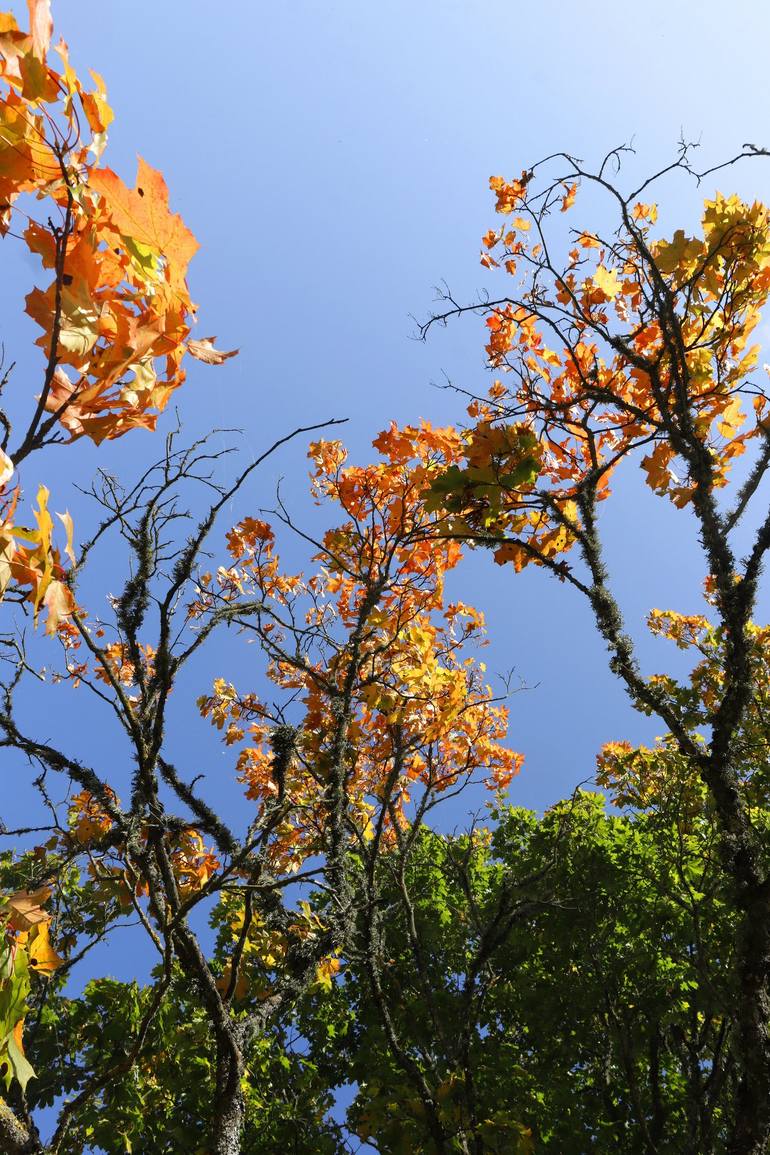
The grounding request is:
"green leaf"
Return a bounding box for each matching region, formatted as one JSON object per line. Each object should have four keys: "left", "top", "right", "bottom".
{"left": 6, "top": 1031, "right": 35, "bottom": 1093}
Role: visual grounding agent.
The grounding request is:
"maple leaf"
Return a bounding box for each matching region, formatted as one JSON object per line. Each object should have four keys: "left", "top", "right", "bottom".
{"left": 641, "top": 443, "right": 675, "bottom": 494}
{"left": 89, "top": 158, "right": 200, "bottom": 288}
{"left": 80, "top": 69, "right": 113, "bottom": 137}
{"left": 5, "top": 887, "right": 51, "bottom": 932}
{"left": 26, "top": 0, "right": 51, "bottom": 61}
{"left": 632, "top": 201, "right": 658, "bottom": 224}
{"left": 717, "top": 395, "right": 745, "bottom": 439}
{"left": 593, "top": 265, "right": 622, "bottom": 300}
{"left": 27, "top": 921, "right": 63, "bottom": 974}
{"left": 18, "top": 48, "right": 57, "bottom": 102}
{"left": 560, "top": 182, "right": 577, "bottom": 212}
{"left": 187, "top": 336, "right": 239, "bottom": 365}
{"left": 653, "top": 229, "right": 704, "bottom": 277}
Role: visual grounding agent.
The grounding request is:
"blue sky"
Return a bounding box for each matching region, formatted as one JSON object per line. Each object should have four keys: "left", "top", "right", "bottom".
{"left": 4, "top": 0, "right": 770, "bottom": 858}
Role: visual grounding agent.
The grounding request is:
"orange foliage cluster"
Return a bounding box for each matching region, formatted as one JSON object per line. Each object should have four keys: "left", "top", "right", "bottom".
{"left": 440, "top": 170, "right": 770, "bottom": 572}
{"left": 68, "top": 788, "right": 116, "bottom": 846}
{"left": 0, "top": 5, "right": 199, "bottom": 442}
{"left": 66, "top": 788, "right": 220, "bottom": 904}
{"left": 93, "top": 641, "right": 157, "bottom": 690}
{"left": 0, "top": 1, "right": 234, "bottom": 632}
{"left": 0, "top": 481, "right": 73, "bottom": 633}
{"left": 198, "top": 424, "right": 523, "bottom": 874}
{"left": 597, "top": 604, "right": 770, "bottom": 810}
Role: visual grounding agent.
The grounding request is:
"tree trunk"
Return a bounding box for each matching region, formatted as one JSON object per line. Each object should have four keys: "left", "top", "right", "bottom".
{"left": 211, "top": 1037, "right": 245, "bottom": 1155}
{"left": 0, "top": 1101, "right": 40, "bottom": 1155}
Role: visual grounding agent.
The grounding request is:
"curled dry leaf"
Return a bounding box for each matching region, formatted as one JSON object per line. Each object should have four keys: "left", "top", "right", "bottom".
{"left": 187, "top": 337, "right": 239, "bottom": 365}
{"left": 57, "top": 509, "right": 75, "bottom": 564}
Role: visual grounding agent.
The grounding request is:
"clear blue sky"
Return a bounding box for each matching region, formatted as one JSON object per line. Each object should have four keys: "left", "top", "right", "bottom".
{"left": 4, "top": 0, "right": 770, "bottom": 878}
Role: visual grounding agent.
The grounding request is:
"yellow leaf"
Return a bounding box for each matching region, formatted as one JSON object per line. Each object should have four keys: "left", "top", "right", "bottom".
{"left": 717, "top": 395, "right": 745, "bottom": 439}
{"left": 653, "top": 229, "right": 704, "bottom": 276}
{"left": 315, "top": 954, "right": 341, "bottom": 991}
{"left": 560, "top": 182, "right": 577, "bottom": 212}
{"left": 19, "top": 49, "right": 57, "bottom": 102}
{"left": 27, "top": 922, "right": 63, "bottom": 975}
{"left": 0, "top": 531, "right": 15, "bottom": 596}
{"left": 593, "top": 265, "right": 622, "bottom": 300}
{"left": 80, "top": 70, "right": 114, "bottom": 136}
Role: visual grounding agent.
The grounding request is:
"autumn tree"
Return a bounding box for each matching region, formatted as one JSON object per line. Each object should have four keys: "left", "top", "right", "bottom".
{"left": 413, "top": 144, "right": 770, "bottom": 1155}
{"left": 0, "top": 2, "right": 391, "bottom": 1151}
{"left": 0, "top": 0, "right": 243, "bottom": 1137}
{"left": 293, "top": 606, "right": 770, "bottom": 1154}
{"left": 240, "top": 146, "right": 770, "bottom": 1155}
{"left": 0, "top": 0, "right": 241, "bottom": 626}
{"left": 0, "top": 421, "right": 522, "bottom": 1155}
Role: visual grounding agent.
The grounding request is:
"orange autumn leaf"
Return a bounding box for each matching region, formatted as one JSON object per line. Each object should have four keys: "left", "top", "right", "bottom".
{"left": 560, "top": 182, "right": 577, "bottom": 212}
{"left": 632, "top": 201, "right": 658, "bottom": 224}
{"left": 89, "top": 157, "right": 200, "bottom": 287}
{"left": 5, "top": 887, "right": 51, "bottom": 932}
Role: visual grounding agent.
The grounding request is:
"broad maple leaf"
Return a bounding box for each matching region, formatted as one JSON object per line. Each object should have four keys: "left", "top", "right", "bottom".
{"left": 6, "top": 886, "right": 51, "bottom": 931}
{"left": 89, "top": 158, "right": 199, "bottom": 288}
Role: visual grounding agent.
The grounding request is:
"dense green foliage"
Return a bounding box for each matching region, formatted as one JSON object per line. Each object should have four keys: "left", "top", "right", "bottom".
{"left": 6, "top": 789, "right": 751, "bottom": 1153}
